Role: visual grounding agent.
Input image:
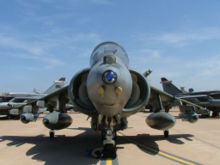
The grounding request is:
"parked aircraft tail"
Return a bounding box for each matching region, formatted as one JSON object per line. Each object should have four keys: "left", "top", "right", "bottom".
{"left": 43, "top": 77, "right": 66, "bottom": 94}
{"left": 161, "top": 77, "right": 183, "bottom": 96}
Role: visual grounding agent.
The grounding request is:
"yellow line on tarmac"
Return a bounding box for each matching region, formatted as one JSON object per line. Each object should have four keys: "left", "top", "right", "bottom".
{"left": 106, "top": 158, "right": 112, "bottom": 165}
{"left": 117, "top": 132, "right": 196, "bottom": 165}
{"left": 116, "top": 132, "right": 123, "bottom": 136}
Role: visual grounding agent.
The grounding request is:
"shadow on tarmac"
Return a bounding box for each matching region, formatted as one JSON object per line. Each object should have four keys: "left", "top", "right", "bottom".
{"left": 117, "top": 133, "right": 193, "bottom": 155}
{"left": 0, "top": 129, "right": 101, "bottom": 165}
{"left": 0, "top": 127, "right": 194, "bottom": 165}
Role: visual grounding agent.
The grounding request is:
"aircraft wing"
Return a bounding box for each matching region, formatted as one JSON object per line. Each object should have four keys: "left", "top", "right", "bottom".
{"left": 30, "top": 85, "right": 206, "bottom": 113}
{"left": 179, "top": 95, "right": 208, "bottom": 99}
{"left": 20, "top": 86, "right": 69, "bottom": 113}
{"left": 149, "top": 86, "right": 206, "bottom": 112}
{"left": 35, "top": 86, "right": 71, "bottom": 112}
{"left": 38, "top": 86, "right": 69, "bottom": 101}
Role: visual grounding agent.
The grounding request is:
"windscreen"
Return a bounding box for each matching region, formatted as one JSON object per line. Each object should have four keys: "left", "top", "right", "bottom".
{"left": 90, "top": 41, "right": 129, "bottom": 67}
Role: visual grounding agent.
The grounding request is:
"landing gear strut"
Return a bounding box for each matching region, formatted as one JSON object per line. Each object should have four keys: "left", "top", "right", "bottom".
{"left": 164, "top": 130, "right": 169, "bottom": 138}
{"left": 102, "top": 128, "right": 117, "bottom": 158}
{"left": 91, "top": 128, "right": 117, "bottom": 159}
{"left": 49, "top": 130, "right": 55, "bottom": 139}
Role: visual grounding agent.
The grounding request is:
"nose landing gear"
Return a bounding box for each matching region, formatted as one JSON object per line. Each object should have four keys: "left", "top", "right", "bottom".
{"left": 91, "top": 128, "right": 117, "bottom": 159}
{"left": 102, "top": 128, "right": 117, "bottom": 158}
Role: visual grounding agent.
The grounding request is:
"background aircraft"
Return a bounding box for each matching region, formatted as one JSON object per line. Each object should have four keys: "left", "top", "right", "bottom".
{"left": 0, "top": 77, "right": 66, "bottom": 119}
{"left": 20, "top": 42, "right": 205, "bottom": 158}
{"left": 161, "top": 77, "right": 220, "bottom": 117}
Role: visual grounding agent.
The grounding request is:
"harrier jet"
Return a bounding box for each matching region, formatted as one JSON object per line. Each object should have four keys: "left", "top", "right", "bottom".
{"left": 161, "top": 77, "right": 219, "bottom": 117}
{"left": 20, "top": 42, "right": 205, "bottom": 158}
{"left": 0, "top": 78, "right": 66, "bottom": 118}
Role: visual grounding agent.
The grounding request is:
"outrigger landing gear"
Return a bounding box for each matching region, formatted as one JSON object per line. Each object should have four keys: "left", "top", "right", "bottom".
{"left": 49, "top": 130, "right": 55, "bottom": 139}
{"left": 164, "top": 130, "right": 169, "bottom": 138}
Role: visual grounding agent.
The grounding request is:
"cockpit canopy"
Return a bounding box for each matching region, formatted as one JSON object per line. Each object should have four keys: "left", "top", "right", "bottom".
{"left": 90, "top": 41, "right": 129, "bottom": 67}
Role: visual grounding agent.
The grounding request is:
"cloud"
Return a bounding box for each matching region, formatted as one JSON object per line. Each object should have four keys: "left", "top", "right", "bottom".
{"left": 185, "top": 55, "right": 220, "bottom": 77}
{"left": 148, "top": 54, "right": 220, "bottom": 90}
{"left": 137, "top": 49, "right": 161, "bottom": 58}
{"left": 0, "top": 30, "right": 103, "bottom": 70}
{"left": 134, "top": 27, "right": 220, "bottom": 47}
{"left": 0, "top": 33, "right": 65, "bottom": 69}
{"left": 17, "top": 0, "right": 112, "bottom": 10}
{"left": 13, "top": 54, "right": 64, "bottom": 69}
{"left": 37, "top": 0, "right": 112, "bottom": 5}
{"left": 0, "top": 33, "right": 44, "bottom": 55}
{"left": 89, "top": 0, "right": 112, "bottom": 4}
{"left": 127, "top": 44, "right": 220, "bottom": 90}
{"left": 72, "top": 33, "right": 102, "bottom": 43}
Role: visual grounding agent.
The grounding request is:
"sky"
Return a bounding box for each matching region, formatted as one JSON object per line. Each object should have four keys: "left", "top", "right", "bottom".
{"left": 1, "top": 0, "right": 220, "bottom": 93}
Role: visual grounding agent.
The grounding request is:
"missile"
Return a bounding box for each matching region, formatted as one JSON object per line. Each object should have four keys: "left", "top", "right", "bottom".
{"left": 178, "top": 112, "right": 199, "bottom": 123}
{"left": 20, "top": 113, "right": 39, "bottom": 124}
{"left": 179, "top": 105, "right": 199, "bottom": 123}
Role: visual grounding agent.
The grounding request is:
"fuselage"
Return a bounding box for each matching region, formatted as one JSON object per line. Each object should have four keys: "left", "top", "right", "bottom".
{"left": 86, "top": 42, "right": 133, "bottom": 117}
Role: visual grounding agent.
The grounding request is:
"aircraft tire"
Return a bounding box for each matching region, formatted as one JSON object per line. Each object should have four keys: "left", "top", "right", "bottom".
{"left": 102, "top": 144, "right": 116, "bottom": 159}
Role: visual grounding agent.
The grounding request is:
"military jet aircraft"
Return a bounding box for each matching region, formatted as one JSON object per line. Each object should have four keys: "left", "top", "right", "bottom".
{"left": 20, "top": 42, "right": 205, "bottom": 158}
{"left": 0, "top": 77, "right": 66, "bottom": 118}
{"left": 161, "top": 77, "right": 220, "bottom": 117}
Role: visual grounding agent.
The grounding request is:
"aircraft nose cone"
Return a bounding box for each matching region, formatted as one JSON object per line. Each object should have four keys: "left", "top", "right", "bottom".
{"left": 103, "top": 70, "right": 117, "bottom": 84}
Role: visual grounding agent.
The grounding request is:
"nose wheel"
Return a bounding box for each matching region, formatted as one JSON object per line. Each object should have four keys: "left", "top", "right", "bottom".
{"left": 90, "top": 144, "right": 116, "bottom": 159}
{"left": 49, "top": 130, "right": 55, "bottom": 139}
{"left": 102, "top": 144, "right": 116, "bottom": 158}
